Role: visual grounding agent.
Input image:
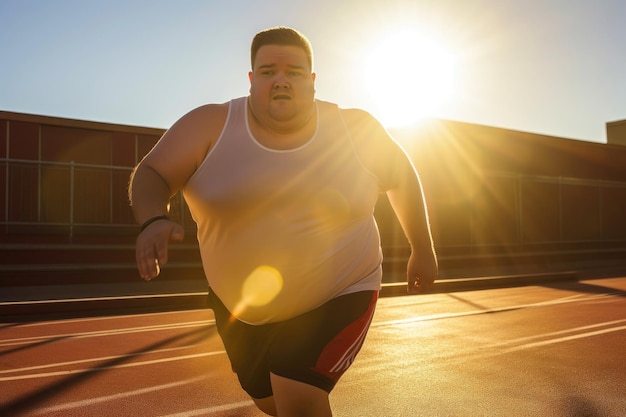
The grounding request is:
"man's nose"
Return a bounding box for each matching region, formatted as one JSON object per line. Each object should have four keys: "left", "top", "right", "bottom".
{"left": 273, "top": 73, "right": 289, "bottom": 88}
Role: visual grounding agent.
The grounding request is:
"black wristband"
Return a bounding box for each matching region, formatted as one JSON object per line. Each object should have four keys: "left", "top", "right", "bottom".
{"left": 139, "top": 215, "right": 169, "bottom": 233}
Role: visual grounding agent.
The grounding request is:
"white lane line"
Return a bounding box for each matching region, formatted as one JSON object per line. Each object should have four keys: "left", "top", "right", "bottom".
{"left": 32, "top": 375, "right": 207, "bottom": 414}
{"left": 437, "top": 319, "right": 626, "bottom": 362}
{"left": 372, "top": 294, "right": 602, "bottom": 327}
{"left": 160, "top": 401, "right": 257, "bottom": 417}
{"left": 0, "top": 292, "right": 209, "bottom": 306}
{"left": 0, "top": 350, "right": 227, "bottom": 382}
{"left": 502, "top": 324, "right": 626, "bottom": 353}
{"left": 0, "top": 345, "right": 201, "bottom": 375}
{"left": 0, "top": 320, "right": 215, "bottom": 347}
{"left": 13, "top": 309, "right": 211, "bottom": 328}
{"left": 491, "top": 318, "right": 626, "bottom": 349}
{"left": 358, "top": 319, "right": 626, "bottom": 374}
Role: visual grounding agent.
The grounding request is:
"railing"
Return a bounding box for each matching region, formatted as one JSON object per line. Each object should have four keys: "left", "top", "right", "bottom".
{"left": 482, "top": 171, "right": 626, "bottom": 245}
{"left": 0, "top": 158, "right": 192, "bottom": 239}
{"left": 405, "top": 170, "right": 626, "bottom": 251}
{"left": 2, "top": 158, "right": 625, "bottom": 247}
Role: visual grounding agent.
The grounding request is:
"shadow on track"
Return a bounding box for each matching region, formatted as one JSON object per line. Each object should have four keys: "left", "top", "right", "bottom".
{"left": 0, "top": 324, "right": 216, "bottom": 416}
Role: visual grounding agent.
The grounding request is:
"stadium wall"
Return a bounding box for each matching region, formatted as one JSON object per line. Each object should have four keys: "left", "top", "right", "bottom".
{"left": 1, "top": 111, "right": 625, "bottom": 285}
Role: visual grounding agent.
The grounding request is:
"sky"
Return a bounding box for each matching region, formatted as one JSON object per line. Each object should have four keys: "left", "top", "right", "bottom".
{"left": 1, "top": 0, "right": 625, "bottom": 143}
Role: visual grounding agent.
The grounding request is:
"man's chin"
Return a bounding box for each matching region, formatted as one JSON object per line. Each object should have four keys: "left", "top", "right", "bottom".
{"left": 269, "top": 104, "right": 297, "bottom": 120}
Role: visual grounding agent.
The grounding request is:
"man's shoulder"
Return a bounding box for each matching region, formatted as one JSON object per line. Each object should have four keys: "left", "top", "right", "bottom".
{"left": 163, "top": 100, "right": 235, "bottom": 146}
{"left": 315, "top": 100, "right": 387, "bottom": 139}
{"left": 185, "top": 101, "right": 231, "bottom": 118}
{"left": 174, "top": 101, "right": 231, "bottom": 130}
{"left": 336, "top": 107, "right": 386, "bottom": 138}
{"left": 338, "top": 107, "right": 374, "bottom": 122}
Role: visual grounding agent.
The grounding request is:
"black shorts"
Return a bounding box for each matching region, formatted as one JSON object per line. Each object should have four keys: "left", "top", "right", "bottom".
{"left": 207, "top": 289, "right": 378, "bottom": 399}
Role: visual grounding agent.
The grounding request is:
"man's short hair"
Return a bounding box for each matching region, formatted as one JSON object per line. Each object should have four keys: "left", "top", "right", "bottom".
{"left": 251, "top": 27, "right": 313, "bottom": 70}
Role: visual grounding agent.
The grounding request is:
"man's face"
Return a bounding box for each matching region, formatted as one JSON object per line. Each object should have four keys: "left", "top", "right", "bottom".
{"left": 248, "top": 44, "right": 316, "bottom": 125}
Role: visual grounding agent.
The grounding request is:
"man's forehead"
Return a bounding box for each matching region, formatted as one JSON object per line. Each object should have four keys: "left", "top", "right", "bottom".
{"left": 254, "top": 45, "right": 310, "bottom": 69}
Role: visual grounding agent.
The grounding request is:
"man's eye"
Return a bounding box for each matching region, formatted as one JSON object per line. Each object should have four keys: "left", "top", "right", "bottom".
{"left": 289, "top": 71, "right": 302, "bottom": 77}
{"left": 261, "top": 71, "right": 274, "bottom": 76}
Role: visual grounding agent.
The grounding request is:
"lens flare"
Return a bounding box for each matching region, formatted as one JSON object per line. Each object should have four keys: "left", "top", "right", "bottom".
{"left": 241, "top": 265, "right": 283, "bottom": 307}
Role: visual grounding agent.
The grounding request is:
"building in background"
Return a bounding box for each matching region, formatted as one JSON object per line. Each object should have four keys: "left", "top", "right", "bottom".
{"left": 385, "top": 119, "right": 626, "bottom": 276}
{"left": 607, "top": 118, "right": 626, "bottom": 146}
{"left": 1, "top": 111, "right": 625, "bottom": 288}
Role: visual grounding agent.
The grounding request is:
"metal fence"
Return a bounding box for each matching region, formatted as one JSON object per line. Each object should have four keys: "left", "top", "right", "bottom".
{"left": 1, "top": 158, "right": 191, "bottom": 238}
{"left": 2, "top": 158, "right": 626, "bottom": 246}
{"left": 445, "top": 170, "right": 626, "bottom": 248}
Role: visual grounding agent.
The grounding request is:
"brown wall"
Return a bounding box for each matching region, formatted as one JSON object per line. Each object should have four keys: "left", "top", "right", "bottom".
{"left": 386, "top": 119, "right": 626, "bottom": 255}
{"left": 1, "top": 111, "right": 625, "bottom": 257}
{"left": 0, "top": 111, "right": 163, "bottom": 243}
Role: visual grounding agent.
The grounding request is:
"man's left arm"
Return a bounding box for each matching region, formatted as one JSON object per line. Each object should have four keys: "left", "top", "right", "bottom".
{"left": 342, "top": 108, "right": 437, "bottom": 293}
{"left": 386, "top": 154, "right": 438, "bottom": 293}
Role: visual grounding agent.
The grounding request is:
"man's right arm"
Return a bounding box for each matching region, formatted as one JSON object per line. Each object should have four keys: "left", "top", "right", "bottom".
{"left": 129, "top": 103, "right": 229, "bottom": 279}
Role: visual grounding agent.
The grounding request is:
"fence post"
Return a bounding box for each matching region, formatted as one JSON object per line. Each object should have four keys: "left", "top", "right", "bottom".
{"left": 558, "top": 177, "right": 563, "bottom": 241}
{"left": 69, "top": 161, "right": 75, "bottom": 241}
{"left": 517, "top": 174, "right": 523, "bottom": 247}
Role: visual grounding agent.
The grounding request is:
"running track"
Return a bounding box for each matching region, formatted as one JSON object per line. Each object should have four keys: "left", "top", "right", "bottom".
{"left": 1, "top": 277, "right": 625, "bottom": 416}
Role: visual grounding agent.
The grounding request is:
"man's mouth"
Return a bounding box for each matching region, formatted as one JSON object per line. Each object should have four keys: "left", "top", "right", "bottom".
{"left": 272, "top": 94, "right": 292, "bottom": 100}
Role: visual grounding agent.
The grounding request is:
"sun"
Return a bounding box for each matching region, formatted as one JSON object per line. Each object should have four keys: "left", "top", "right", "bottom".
{"left": 361, "top": 31, "right": 456, "bottom": 127}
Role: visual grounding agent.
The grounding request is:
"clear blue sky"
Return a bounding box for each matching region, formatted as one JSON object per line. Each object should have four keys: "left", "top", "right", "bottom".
{"left": 1, "top": 0, "right": 625, "bottom": 143}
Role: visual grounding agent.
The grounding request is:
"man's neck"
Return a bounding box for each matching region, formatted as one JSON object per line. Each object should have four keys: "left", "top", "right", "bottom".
{"left": 247, "top": 101, "right": 317, "bottom": 150}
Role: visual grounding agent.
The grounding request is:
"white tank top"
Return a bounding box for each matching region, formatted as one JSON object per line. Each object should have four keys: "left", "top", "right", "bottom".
{"left": 184, "top": 97, "right": 382, "bottom": 324}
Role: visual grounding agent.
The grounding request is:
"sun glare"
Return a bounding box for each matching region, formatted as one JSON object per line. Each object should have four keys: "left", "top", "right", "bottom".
{"left": 240, "top": 265, "right": 283, "bottom": 307}
{"left": 361, "top": 31, "right": 456, "bottom": 127}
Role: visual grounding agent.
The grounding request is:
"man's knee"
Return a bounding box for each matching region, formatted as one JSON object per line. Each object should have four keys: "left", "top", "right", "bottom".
{"left": 270, "top": 373, "right": 332, "bottom": 417}
{"left": 253, "top": 396, "right": 277, "bottom": 416}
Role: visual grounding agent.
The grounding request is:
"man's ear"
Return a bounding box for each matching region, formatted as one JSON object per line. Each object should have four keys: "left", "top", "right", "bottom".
{"left": 248, "top": 71, "right": 253, "bottom": 83}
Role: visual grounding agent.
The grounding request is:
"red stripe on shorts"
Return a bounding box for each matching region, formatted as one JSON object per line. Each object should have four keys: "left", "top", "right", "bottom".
{"left": 314, "top": 291, "right": 377, "bottom": 382}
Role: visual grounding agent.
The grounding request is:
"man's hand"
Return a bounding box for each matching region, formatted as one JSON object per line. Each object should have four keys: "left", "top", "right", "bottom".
{"left": 406, "top": 251, "right": 438, "bottom": 294}
{"left": 135, "top": 220, "right": 185, "bottom": 280}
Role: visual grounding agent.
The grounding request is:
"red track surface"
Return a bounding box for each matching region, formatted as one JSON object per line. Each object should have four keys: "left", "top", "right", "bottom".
{"left": 2, "top": 277, "right": 625, "bottom": 416}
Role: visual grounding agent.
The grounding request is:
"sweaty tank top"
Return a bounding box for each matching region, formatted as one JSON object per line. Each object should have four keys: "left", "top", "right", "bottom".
{"left": 183, "top": 97, "right": 382, "bottom": 324}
